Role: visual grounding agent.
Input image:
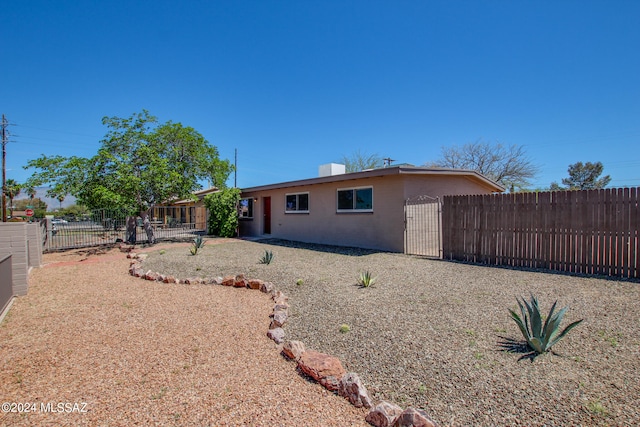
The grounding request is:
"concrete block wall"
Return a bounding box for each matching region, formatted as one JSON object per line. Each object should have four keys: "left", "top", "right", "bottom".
{"left": 26, "top": 223, "right": 43, "bottom": 269}
{"left": 0, "top": 222, "right": 41, "bottom": 296}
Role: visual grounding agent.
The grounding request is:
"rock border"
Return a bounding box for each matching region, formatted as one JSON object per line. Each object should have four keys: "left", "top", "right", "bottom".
{"left": 125, "top": 246, "right": 438, "bottom": 427}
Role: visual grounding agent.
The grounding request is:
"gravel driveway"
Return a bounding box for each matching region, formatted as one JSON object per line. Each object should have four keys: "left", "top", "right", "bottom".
{"left": 143, "top": 238, "right": 640, "bottom": 427}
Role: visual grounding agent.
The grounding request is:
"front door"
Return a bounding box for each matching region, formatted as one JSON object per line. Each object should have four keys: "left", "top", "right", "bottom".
{"left": 263, "top": 197, "right": 271, "bottom": 234}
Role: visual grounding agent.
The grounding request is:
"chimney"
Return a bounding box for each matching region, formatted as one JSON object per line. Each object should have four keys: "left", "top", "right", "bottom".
{"left": 318, "top": 163, "right": 346, "bottom": 177}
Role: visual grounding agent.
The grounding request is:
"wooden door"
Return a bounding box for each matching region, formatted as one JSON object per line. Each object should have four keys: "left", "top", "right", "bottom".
{"left": 263, "top": 197, "right": 271, "bottom": 234}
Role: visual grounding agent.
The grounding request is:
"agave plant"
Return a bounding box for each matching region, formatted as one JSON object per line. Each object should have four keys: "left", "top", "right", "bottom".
{"left": 190, "top": 235, "right": 205, "bottom": 255}
{"left": 509, "top": 295, "right": 583, "bottom": 354}
{"left": 357, "top": 270, "right": 377, "bottom": 288}
{"left": 259, "top": 250, "right": 274, "bottom": 265}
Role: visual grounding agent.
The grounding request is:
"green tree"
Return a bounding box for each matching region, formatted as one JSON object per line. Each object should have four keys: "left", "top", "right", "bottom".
{"left": 3, "top": 179, "right": 22, "bottom": 217}
{"left": 205, "top": 187, "right": 241, "bottom": 237}
{"left": 427, "top": 140, "right": 539, "bottom": 191}
{"left": 550, "top": 161, "right": 611, "bottom": 190}
{"left": 339, "top": 150, "right": 384, "bottom": 173}
{"left": 58, "top": 204, "right": 91, "bottom": 220}
{"left": 25, "top": 110, "right": 233, "bottom": 243}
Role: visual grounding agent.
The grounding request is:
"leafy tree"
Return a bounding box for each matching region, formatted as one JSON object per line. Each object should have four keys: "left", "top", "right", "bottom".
{"left": 25, "top": 110, "right": 233, "bottom": 243}
{"left": 550, "top": 161, "right": 611, "bottom": 191}
{"left": 339, "top": 150, "right": 384, "bottom": 173}
{"left": 58, "top": 204, "right": 91, "bottom": 220}
{"left": 3, "top": 179, "right": 21, "bottom": 217}
{"left": 427, "top": 140, "right": 539, "bottom": 191}
{"left": 205, "top": 187, "right": 241, "bottom": 237}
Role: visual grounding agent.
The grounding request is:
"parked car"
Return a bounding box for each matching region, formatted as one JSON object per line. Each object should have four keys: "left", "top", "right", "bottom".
{"left": 51, "top": 218, "right": 68, "bottom": 224}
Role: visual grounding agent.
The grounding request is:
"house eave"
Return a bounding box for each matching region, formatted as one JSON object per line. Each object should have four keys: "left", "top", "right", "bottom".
{"left": 240, "top": 166, "right": 504, "bottom": 193}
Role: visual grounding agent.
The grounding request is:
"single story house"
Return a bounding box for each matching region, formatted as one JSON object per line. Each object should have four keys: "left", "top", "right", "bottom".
{"left": 238, "top": 164, "right": 504, "bottom": 253}
{"left": 151, "top": 187, "right": 218, "bottom": 229}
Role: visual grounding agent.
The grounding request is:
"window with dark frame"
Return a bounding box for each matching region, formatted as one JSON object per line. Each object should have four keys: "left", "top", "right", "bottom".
{"left": 336, "top": 187, "right": 373, "bottom": 212}
{"left": 238, "top": 198, "right": 254, "bottom": 218}
{"left": 285, "top": 192, "right": 309, "bottom": 213}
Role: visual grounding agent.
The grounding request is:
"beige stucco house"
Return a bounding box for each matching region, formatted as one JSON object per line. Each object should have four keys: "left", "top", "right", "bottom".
{"left": 238, "top": 164, "right": 504, "bottom": 252}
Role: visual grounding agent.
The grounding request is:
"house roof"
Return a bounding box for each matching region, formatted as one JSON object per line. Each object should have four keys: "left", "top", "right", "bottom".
{"left": 240, "top": 166, "right": 505, "bottom": 193}
{"left": 173, "top": 186, "right": 219, "bottom": 205}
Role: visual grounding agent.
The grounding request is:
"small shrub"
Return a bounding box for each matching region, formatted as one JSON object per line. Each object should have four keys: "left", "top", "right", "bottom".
{"left": 190, "top": 235, "right": 205, "bottom": 255}
{"left": 339, "top": 324, "right": 350, "bottom": 333}
{"left": 586, "top": 399, "right": 608, "bottom": 417}
{"left": 509, "top": 294, "right": 583, "bottom": 354}
{"left": 259, "top": 250, "right": 274, "bottom": 265}
{"left": 159, "top": 249, "right": 166, "bottom": 255}
{"left": 296, "top": 278, "right": 304, "bottom": 286}
{"left": 357, "top": 270, "right": 377, "bottom": 288}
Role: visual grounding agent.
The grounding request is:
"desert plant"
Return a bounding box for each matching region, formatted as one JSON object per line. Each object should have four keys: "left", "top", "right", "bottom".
{"left": 296, "top": 278, "right": 304, "bottom": 286}
{"left": 190, "top": 235, "right": 205, "bottom": 255}
{"left": 259, "top": 250, "right": 274, "bottom": 265}
{"left": 357, "top": 270, "right": 377, "bottom": 288}
{"left": 339, "top": 324, "right": 350, "bottom": 333}
{"left": 509, "top": 295, "right": 583, "bottom": 354}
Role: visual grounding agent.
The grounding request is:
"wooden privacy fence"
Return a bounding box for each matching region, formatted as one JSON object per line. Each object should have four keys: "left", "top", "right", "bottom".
{"left": 442, "top": 188, "right": 639, "bottom": 279}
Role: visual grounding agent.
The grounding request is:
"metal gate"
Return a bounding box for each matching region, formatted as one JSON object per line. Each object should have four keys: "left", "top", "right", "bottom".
{"left": 404, "top": 195, "right": 442, "bottom": 258}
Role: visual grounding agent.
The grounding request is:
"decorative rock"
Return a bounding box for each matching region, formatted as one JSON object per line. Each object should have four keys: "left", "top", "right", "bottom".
{"left": 248, "top": 278, "right": 263, "bottom": 290}
{"left": 163, "top": 276, "right": 177, "bottom": 284}
{"left": 366, "top": 402, "right": 405, "bottom": 427}
{"left": 392, "top": 408, "right": 437, "bottom": 427}
{"left": 127, "top": 252, "right": 137, "bottom": 259}
{"left": 339, "top": 372, "right": 373, "bottom": 408}
{"left": 221, "top": 275, "right": 235, "bottom": 286}
{"left": 128, "top": 263, "right": 138, "bottom": 274}
{"left": 156, "top": 274, "right": 166, "bottom": 282}
{"left": 282, "top": 340, "right": 306, "bottom": 361}
{"left": 298, "top": 350, "right": 346, "bottom": 392}
{"left": 207, "top": 277, "right": 223, "bottom": 285}
{"left": 267, "top": 327, "right": 285, "bottom": 344}
{"left": 145, "top": 271, "right": 159, "bottom": 281}
{"left": 137, "top": 253, "right": 148, "bottom": 260}
{"left": 233, "top": 274, "right": 248, "bottom": 288}
{"left": 269, "top": 310, "right": 288, "bottom": 328}
{"left": 273, "top": 303, "right": 289, "bottom": 311}
{"left": 272, "top": 290, "right": 288, "bottom": 305}
{"left": 133, "top": 267, "right": 144, "bottom": 277}
{"left": 260, "top": 281, "right": 275, "bottom": 294}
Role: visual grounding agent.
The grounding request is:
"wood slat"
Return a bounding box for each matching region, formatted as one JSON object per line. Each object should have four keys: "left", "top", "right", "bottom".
{"left": 441, "top": 187, "right": 639, "bottom": 279}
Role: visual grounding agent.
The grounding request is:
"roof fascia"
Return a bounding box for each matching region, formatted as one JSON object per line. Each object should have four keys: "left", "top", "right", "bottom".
{"left": 240, "top": 166, "right": 504, "bottom": 193}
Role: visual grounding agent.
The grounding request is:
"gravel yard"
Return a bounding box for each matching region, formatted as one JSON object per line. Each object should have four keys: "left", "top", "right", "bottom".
{"left": 142, "top": 238, "right": 640, "bottom": 427}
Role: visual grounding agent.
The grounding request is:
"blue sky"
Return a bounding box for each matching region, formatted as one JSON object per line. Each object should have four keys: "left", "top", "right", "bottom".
{"left": 3, "top": 0, "right": 639, "bottom": 192}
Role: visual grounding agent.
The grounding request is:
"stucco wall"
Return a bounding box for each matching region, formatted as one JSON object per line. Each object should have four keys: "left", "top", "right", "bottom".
{"left": 240, "top": 176, "right": 407, "bottom": 252}
{"left": 402, "top": 174, "right": 499, "bottom": 199}
{"left": 238, "top": 173, "right": 498, "bottom": 252}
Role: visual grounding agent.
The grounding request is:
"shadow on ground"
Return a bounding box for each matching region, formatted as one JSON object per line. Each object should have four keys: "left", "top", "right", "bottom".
{"left": 251, "top": 238, "right": 385, "bottom": 257}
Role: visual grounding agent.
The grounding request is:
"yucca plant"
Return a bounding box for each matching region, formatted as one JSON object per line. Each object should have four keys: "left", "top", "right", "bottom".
{"left": 357, "top": 270, "right": 377, "bottom": 288}
{"left": 509, "top": 295, "right": 583, "bottom": 354}
{"left": 259, "top": 250, "right": 274, "bottom": 265}
{"left": 190, "top": 235, "right": 205, "bottom": 255}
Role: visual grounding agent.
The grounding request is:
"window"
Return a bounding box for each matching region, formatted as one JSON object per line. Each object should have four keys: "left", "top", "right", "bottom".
{"left": 285, "top": 192, "right": 309, "bottom": 213}
{"left": 337, "top": 187, "right": 373, "bottom": 212}
{"left": 238, "top": 198, "right": 254, "bottom": 218}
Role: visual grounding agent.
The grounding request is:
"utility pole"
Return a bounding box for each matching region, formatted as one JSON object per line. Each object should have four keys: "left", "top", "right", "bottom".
{"left": 1, "top": 114, "right": 8, "bottom": 222}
